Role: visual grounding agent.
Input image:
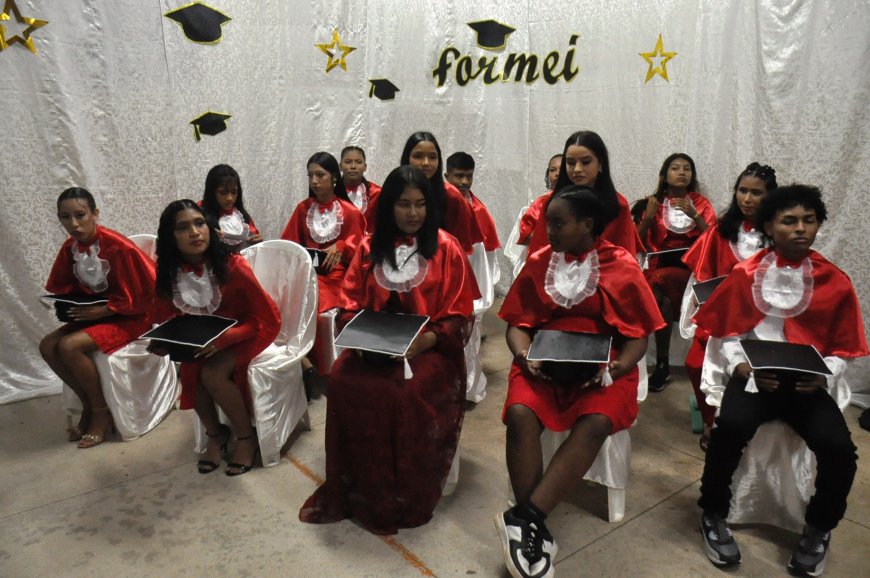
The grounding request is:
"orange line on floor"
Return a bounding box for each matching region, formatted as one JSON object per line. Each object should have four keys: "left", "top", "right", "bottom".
{"left": 285, "top": 453, "right": 437, "bottom": 577}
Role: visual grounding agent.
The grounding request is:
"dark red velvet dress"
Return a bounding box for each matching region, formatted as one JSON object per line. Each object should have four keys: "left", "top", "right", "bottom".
{"left": 299, "top": 230, "right": 477, "bottom": 535}
{"left": 45, "top": 225, "right": 155, "bottom": 354}
{"left": 499, "top": 240, "right": 665, "bottom": 432}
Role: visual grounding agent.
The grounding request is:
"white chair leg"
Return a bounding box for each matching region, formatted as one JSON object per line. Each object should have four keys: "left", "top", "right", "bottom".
{"left": 299, "top": 409, "right": 311, "bottom": 432}
{"left": 442, "top": 449, "right": 461, "bottom": 496}
{"left": 607, "top": 487, "right": 625, "bottom": 523}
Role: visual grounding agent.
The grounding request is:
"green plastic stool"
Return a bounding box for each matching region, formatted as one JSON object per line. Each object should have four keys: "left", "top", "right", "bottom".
{"left": 689, "top": 394, "right": 704, "bottom": 434}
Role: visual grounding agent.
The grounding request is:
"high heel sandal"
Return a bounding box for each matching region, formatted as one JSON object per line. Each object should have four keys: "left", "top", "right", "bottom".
{"left": 77, "top": 407, "right": 115, "bottom": 449}
{"left": 198, "top": 424, "right": 231, "bottom": 474}
{"left": 68, "top": 408, "right": 92, "bottom": 442}
{"left": 225, "top": 434, "right": 260, "bottom": 477}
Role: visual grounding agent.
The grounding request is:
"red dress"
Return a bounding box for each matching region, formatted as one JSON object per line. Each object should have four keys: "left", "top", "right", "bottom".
{"left": 499, "top": 240, "right": 665, "bottom": 432}
{"left": 643, "top": 191, "right": 716, "bottom": 306}
{"left": 149, "top": 254, "right": 281, "bottom": 411}
{"left": 347, "top": 180, "right": 381, "bottom": 234}
{"left": 694, "top": 248, "right": 868, "bottom": 358}
{"left": 681, "top": 221, "right": 765, "bottom": 425}
{"left": 45, "top": 225, "right": 155, "bottom": 354}
{"left": 299, "top": 230, "right": 477, "bottom": 535}
{"left": 280, "top": 197, "right": 365, "bottom": 313}
{"left": 521, "top": 191, "right": 644, "bottom": 257}
{"left": 466, "top": 189, "right": 501, "bottom": 251}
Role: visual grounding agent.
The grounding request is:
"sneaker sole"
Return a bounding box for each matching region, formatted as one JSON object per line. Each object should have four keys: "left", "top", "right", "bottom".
{"left": 700, "top": 525, "right": 740, "bottom": 567}
{"left": 494, "top": 515, "right": 526, "bottom": 578}
{"left": 787, "top": 557, "right": 826, "bottom": 577}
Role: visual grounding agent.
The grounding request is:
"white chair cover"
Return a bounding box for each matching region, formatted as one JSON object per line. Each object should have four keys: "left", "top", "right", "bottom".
{"left": 193, "top": 240, "right": 317, "bottom": 467}
{"left": 315, "top": 308, "right": 340, "bottom": 374}
{"left": 464, "top": 242, "right": 495, "bottom": 403}
{"left": 63, "top": 234, "right": 179, "bottom": 440}
{"left": 701, "top": 338, "right": 853, "bottom": 532}
{"left": 503, "top": 204, "right": 530, "bottom": 280}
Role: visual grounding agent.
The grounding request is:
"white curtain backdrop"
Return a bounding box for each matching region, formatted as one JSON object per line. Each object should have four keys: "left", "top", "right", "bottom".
{"left": 2, "top": 0, "right": 868, "bottom": 403}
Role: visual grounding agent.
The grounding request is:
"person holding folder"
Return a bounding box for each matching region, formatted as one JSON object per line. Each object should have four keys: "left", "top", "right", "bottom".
{"left": 41, "top": 187, "right": 156, "bottom": 448}
{"left": 694, "top": 185, "right": 867, "bottom": 575}
{"left": 149, "top": 200, "right": 280, "bottom": 476}
{"left": 495, "top": 186, "right": 664, "bottom": 578}
{"left": 637, "top": 153, "right": 716, "bottom": 392}
{"left": 679, "top": 163, "right": 777, "bottom": 451}
{"left": 299, "top": 166, "right": 478, "bottom": 535}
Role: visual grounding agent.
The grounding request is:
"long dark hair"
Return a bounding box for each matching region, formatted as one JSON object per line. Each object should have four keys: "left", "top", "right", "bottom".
{"left": 546, "top": 185, "right": 611, "bottom": 238}
{"left": 57, "top": 187, "right": 97, "bottom": 212}
{"left": 201, "top": 164, "right": 253, "bottom": 224}
{"left": 340, "top": 145, "right": 373, "bottom": 191}
{"left": 370, "top": 166, "right": 439, "bottom": 270}
{"left": 655, "top": 153, "right": 699, "bottom": 199}
{"left": 718, "top": 162, "right": 778, "bottom": 242}
{"left": 554, "top": 131, "right": 619, "bottom": 222}
{"left": 155, "top": 200, "right": 229, "bottom": 298}
{"left": 307, "top": 152, "right": 349, "bottom": 202}
{"left": 400, "top": 131, "right": 446, "bottom": 228}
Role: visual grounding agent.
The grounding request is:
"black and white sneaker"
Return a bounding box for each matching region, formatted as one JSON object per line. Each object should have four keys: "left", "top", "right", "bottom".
{"left": 494, "top": 508, "right": 557, "bottom": 578}
{"left": 700, "top": 511, "right": 741, "bottom": 567}
{"left": 788, "top": 525, "right": 831, "bottom": 576}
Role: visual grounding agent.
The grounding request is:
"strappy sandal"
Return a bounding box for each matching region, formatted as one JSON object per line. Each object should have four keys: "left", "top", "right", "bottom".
{"left": 68, "top": 408, "right": 92, "bottom": 442}
{"left": 198, "top": 424, "right": 231, "bottom": 474}
{"left": 77, "top": 407, "right": 114, "bottom": 449}
{"left": 225, "top": 434, "right": 260, "bottom": 477}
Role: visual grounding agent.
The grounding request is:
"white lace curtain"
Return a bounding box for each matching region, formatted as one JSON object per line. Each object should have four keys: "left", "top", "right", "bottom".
{"left": 2, "top": 0, "right": 868, "bottom": 403}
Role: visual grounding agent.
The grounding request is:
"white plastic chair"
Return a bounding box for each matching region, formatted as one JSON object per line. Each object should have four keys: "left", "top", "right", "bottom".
{"left": 63, "top": 234, "right": 179, "bottom": 441}
{"left": 193, "top": 240, "right": 318, "bottom": 467}
{"left": 503, "top": 204, "right": 530, "bottom": 280}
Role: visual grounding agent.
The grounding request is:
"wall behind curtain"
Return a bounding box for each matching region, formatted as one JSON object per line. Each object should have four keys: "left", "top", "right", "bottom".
{"left": 2, "top": 0, "right": 868, "bottom": 403}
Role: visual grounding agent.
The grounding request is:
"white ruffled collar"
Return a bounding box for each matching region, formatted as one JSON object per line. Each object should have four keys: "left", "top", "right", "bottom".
{"left": 306, "top": 199, "right": 344, "bottom": 243}
{"left": 173, "top": 264, "right": 222, "bottom": 315}
{"left": 752, "top": 251, "right": 813, "bottom": 318}
{"left": 374, "top": 238, "right": 429, "bottom": 293}
{"left": 544, "top": 249, "right": 599, "bottom": 309}
{"left": 663, "top": 197, "right": 695, "bottom": 234}
{"left": 347, "top": 183, "right": 368, "bottom": 213}
{"left": 730, "top": 224, "right": 764, "bottom": 261}
{"left": 72, "top": 239, "right": 110, "bottom": 293}
{"left": 218, "top": 209, "right": 249, "bottom": 246}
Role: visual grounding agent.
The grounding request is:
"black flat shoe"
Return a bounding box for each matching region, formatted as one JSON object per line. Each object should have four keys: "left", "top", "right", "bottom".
{"left": 648, "top": 360, "right": 670, "bottom": 392}
{"left": 198, "top": 424, "right": 231, "bottom": 474}
{"left": 226, "top": 435, "right": 260, "bottom": 477}
{"left": 302, "top": 367, "right": 323, "bottom": 401}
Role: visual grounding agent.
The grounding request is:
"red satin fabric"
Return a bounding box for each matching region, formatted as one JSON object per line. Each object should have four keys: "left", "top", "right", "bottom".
{"left": 694, "top": 248, "right": 869, "bottom": 359}
{"left": 682, "top": 222, "right": 747, "bottom": 282}
{"left": 361, "top": 180, "right": 381, "bottom": 234}
{"left": 149, "top": 254, "right": 281, "bottom": 411}
{"left": 443, "top": 181, "right": 485, "bottom": 253}
{"left": 280, "top": 197, "right": 365, "bottom": 313}
{"left": 466, "top": 190, "right": 501, "bottom": 251}
{"left": 45, "top": 225, "right": 156, "bottom": 354}
{"left": 643, "top": 191, "right": 716, "bottom": 252}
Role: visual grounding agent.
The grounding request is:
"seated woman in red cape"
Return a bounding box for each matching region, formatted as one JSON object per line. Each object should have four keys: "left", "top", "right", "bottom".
{"left": 149, "top": 200, "right": 280, "bottom": 476}
{"left": 299, "top": 166, "right": 478, "bottom": 535}
{"left": 281, "top": 151, "right": 365, "bottom": 397}
{"left": 41, "top": 187, "right": 156, "bottom": 448}
{"left": 494, "top": 186, "right": 664, "bottom": 578}
{"left": 694, "top": 185, "right": 867, "bottom": 574}
{"left": 637, "top": 153, "right": 716, "bottom": 392}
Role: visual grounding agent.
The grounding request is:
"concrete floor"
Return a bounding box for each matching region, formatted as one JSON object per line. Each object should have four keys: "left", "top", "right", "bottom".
{"left": 1, "top": 308, "right": 868, "bottom": 578}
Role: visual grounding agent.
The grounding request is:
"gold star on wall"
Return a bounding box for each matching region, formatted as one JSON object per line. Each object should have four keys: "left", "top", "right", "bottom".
{"left": 639, "top": 33, "right": 677, "bottom": 83}
{"left": 0, "top": 0, "right": 48, "bottom": 55}
{"left": 316, "top": 30, "right": 355, "bottom": 73}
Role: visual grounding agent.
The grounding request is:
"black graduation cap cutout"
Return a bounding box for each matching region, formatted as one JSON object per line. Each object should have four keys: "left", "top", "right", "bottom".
{"left": 41, "top": 293, "right": 109, "bottom": 323}
{"left": 739, "top": 339, "right": 832, "bottom": 391}
{"left": 368, "top": 78, "right": 399, "bottom": 101}
{"left": 164, "top": 2, "right": 231, "bottom": 44}
{"left": 642, "top": 246, "right": 689, "bottom": 269}
{"left": 527, "top": 330, "right": 612, "bottom": 384}
{"left": 190, "top": 111, "right": 231, "bottom": 142}
{"left": 141, "top": 315, "right": 237, "bottom": 362}
{"left": 334, "top": 310, "right": 429, "bottom": 377}
{"left": 467, "top": 19, "right": 516, "bottom": 51}
{"left": 691, "top": 275, "right": 727, "bottom": 305}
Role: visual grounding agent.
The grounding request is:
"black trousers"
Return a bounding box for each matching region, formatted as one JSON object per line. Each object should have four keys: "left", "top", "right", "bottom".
{"left": 698, "top": 376, "right": 857, "bottom": 531}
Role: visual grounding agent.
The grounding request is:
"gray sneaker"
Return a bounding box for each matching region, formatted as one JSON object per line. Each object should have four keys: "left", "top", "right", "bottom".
{"left": 788, "top": 525, "right": 831, "bottom": 576}
{"left": 700, "top": 512, "right": 741, "bottom": 567}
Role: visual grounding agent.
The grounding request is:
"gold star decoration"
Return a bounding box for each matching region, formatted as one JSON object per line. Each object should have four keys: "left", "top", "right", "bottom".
{"left": 0, "top": 0, "right": 48, "bottom": 55}
{"left": 315, "top": 30, "right": 355, "bottom": 73}
{"left": 639, "top": 33, "right": 677, "bottom": 83}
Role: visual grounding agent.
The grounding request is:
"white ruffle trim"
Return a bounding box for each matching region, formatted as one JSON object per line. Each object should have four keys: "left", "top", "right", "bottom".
{"left": 173, "top": 266, "right": 222, "bottom": 315}
{"left": 751, "top": 251, "right": 813, "bottom": 318}
{"left": 347, "top": 184, "right": 368, "bottom": 213}
{"left": 663, "top": 198, "right": 695, "bottom": 234}
{"left": 72, "top": 240, "right": 110, "bottom": 293}
{"left": 544, "top": 250, "right": 599, "bottom": 309}
{"left": 306, "top": 200, "right": 344, "bottom": 244}
{"left": 730, "top": 226, "right": 764, "bottom": 261}
{"left": 374, "top": 240, "right": 429, "bottom": 293}
{"left": 218, "top": 210, "right": 250, "bottom": 246}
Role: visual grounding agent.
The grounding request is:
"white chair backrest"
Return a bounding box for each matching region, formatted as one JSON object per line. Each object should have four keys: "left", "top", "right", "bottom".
{"left": 241, "top": 240, "right": 318, "bottom": 350}
{"left": 128, "top": 234, "right": 158, "bottom": 262}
